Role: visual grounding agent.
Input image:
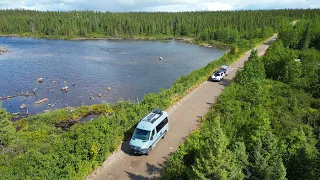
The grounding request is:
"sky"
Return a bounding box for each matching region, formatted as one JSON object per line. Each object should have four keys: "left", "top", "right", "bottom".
{"left": 0, "top": 0, "right": 319, "bottom": 12}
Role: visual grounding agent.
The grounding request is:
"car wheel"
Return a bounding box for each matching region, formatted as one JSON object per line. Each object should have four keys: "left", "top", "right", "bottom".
{"left": 162, "top": 130, "right": 167, "bottom": 139}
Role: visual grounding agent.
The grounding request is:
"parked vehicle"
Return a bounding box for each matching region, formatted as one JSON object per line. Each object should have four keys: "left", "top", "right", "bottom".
{"left": 211, "top": 65, "right": 229, "bottom": 81}
{"left": 129, "top": 108, "right": 169, "bottom": 155}
{"left": 211, "top": 71, "right": 225, "bottom": 81}
{"left": 220, "top": 65, "right": 229, "bottom": 76}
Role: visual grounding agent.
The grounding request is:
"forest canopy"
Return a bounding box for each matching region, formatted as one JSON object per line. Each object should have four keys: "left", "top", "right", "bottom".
{"left": 0, "top": 9, "right": 319, "bottom": 44}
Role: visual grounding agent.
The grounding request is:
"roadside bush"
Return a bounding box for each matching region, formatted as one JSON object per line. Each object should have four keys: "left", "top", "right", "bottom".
{"left": 234, "top": 49, "right": 265, "bottom": 85}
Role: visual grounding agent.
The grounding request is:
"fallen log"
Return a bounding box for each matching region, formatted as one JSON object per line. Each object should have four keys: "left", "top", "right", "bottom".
{"left": 35, "top": 98, "right": 48, "bottom": 104}
{"left": 0, "top": 93, "right": 25, "bottom": 100}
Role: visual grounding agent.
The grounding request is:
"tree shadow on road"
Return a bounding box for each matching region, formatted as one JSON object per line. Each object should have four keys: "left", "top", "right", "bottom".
{"left": 263, "top": 38, "right": 277, "bottom": 45}
{"left": 120, "top": 141, "right": 132, "bottom": 155}
{"left": 126, "top": 171, "right": 150, "bottom": 180}
{"left": 146, "top": 162, "right": 163, "bottom": 176}
{"left": 125, "top": 162, "right": 163, "bottom": 180}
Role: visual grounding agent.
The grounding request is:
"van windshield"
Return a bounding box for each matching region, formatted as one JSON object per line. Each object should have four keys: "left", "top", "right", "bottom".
{"left": 133, "top": 128, "right": 151, "bottom": 141}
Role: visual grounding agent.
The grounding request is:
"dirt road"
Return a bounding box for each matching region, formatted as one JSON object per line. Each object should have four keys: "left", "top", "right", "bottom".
{"left": 86, "top": 35, "right": 278, "bottom": 180}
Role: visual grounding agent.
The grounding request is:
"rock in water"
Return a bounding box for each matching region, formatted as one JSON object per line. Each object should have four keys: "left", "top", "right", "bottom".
{"left": 61, "top": 86, "right": 69, "bottom": 92}
{"left": 37, "top": 78, "right": 43, "bottom": 83}
{"left": 159, "top": 57, "right": 163, "bottom": 60}
{"left": 20, "top": 104, "right": 26, "bottom": 109}
{"left": 33, "top": 88, "right": 37, "bottom": 94}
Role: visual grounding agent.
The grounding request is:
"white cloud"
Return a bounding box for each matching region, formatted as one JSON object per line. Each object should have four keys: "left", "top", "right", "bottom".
{"left": 0, "top": 0, "right": 319, "bottom": 12}
{"left": 206, "top": 2, "right": 233, "bottom": 11}
{"left": 140, "top": 2, "right": 233, "bottom": 12}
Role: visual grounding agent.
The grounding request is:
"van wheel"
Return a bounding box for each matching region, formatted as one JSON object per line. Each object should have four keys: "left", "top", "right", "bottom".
{"left": 162, "top": 130, "right": 167, "bottom": 139}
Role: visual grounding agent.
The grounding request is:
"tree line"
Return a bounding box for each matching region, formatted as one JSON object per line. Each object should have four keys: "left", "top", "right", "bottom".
{"left": 0, "top": 9, "right": 319, "bottom": 45}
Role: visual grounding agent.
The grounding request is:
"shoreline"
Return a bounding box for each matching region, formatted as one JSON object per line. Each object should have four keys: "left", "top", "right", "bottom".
{"left": 0, "top": 34, "right": 230, "bottom": 49}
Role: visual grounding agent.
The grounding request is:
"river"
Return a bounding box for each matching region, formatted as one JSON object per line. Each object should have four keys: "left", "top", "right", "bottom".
{"left": 0, "top": 37, "right": 227, "bottom": 114}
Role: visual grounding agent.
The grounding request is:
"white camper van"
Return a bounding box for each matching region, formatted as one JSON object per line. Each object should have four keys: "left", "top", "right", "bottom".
{"left": 129, "top": 108, "right": 169, "bottom": 155}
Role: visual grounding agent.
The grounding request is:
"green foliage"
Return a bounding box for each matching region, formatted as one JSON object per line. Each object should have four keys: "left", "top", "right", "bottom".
{"left": 162, "top": 32, "right": 320, "bottom": 179}
{"left": 0, "top": 9, "right": 319, "bottom": 44}
{"left": 190, "top": 116, "right": 246, "bottom": 180}
{"left": 279, "top": 15, "right": 320, "bottom": 50}
{"left": 265, "top": 18, "right": 320, "bottom": 98}
{"left": 162, "top": 116, "right": 247, "bottom": 180}
{"left": 230, "top": 44, "right": 239, "bottom": 55}
{"left": 299, "top": 49, "right": 320, "bottom": 98}
{"left": 0, "top": 106, "right": 15, "bottom": 148}
{"left": 263, "top": 41, "right": 302, "bottom": 84}
{"left": 284, "top": 127, "right": 319, "bottom": 180}
{"left": 235, "top": 49, "right": 265, "bottom": 85}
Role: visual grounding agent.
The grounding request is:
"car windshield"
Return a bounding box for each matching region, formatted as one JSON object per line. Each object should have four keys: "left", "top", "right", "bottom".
{"left": 214, "top": 73, "right": 221, "bottom": 76}
{"left": 133, "top": 128, "right": 150, "bottom": 141}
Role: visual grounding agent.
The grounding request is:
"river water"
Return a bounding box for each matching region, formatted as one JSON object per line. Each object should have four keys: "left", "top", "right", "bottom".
{"left": 0, "top": 37, "right": 227, "bottom": 114}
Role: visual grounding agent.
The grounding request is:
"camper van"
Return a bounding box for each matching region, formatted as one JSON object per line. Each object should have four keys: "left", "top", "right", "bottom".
{"left": 129, "top": 108, "right": 169, "bottom": 155}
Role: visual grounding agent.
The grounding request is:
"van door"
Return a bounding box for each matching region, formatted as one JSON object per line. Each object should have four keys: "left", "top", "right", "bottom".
{"left": 150, "top": 129, "right": 157, "bottom": 147}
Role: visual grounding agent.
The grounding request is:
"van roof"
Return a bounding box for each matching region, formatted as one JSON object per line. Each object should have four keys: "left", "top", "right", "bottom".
{"left": 142, "top": 108, "right": 163, "bottom": 124}
{"left": 137, "top": 108, "right": 167, "bottom": 131}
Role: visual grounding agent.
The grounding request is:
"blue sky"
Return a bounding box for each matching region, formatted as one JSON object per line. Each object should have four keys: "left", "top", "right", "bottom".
{"left": 0, "top": 0, "right": 319, "bottom": 12}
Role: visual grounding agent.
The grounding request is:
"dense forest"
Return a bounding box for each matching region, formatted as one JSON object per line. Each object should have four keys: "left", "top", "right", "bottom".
{"left": 0, "top": 9, "right": 320, "bottom": 180}
{"left": 161, "top": 16, "right": 320, "bottom": 179}
{"left": 0, "top": 9, "right": 319, "bottom": 45}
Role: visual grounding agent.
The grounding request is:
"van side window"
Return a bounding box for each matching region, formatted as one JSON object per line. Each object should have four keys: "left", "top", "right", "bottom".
{"left": 152, "top": 129, "right": 155, "bottom": 137}
{"left": 156, "top": 118, "right": 168, "bottom": 132}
